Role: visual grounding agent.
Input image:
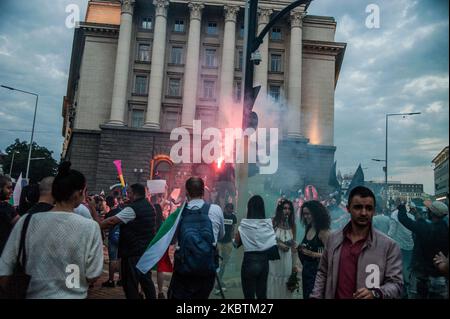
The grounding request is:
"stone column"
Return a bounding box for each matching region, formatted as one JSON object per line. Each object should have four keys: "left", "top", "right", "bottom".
{"left": 144, "top": 0, "right": 170, "bottom": 128}
{"left": 253, "top": 8, "right": 272, "bottom": 106}
{"left": 109, "top": 0, "right": 135, "bottom": 125}
{"left": 218, "top": 5, "right": 239, "bottom": 128}
{"left": 181, "top": 2, "right": 204, "bottom": 129}
{"left": 287, "top": 8, "right": 306, "bottom": 138}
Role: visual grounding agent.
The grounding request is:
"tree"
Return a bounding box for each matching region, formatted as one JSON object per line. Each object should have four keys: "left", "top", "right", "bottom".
{"left": 3, "top": 139, "right": 58, "bottom": 183}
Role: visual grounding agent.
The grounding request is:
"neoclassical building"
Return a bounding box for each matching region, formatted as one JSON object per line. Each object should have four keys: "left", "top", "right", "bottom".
{"left": 62, "top": 0, "right": 346, "bottom": 197}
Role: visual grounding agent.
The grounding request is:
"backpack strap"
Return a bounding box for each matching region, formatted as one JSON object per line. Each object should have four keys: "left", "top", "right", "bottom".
{"left": 200, "top": 203, "right": 211, "bottom": 216}
{"left": 17, "top": 213, "right": 33, "bottom": 271}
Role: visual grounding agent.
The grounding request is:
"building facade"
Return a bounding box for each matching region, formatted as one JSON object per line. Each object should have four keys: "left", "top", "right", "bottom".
{"left": 432, "top": 146, "right": 449, "bottom": 202}
{"left": 61, "top": 0, "right": 346, "bottom": 198}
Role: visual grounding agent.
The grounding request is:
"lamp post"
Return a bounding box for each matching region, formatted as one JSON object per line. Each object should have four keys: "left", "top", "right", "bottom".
{"left": 9, "top": 151, "right": 19, "bottom": 176}
{"left": 384, "top": 112, "right": 421, "bottom": 206}
{"left": 1, "top": 85, "right": 39, "bottom": 181}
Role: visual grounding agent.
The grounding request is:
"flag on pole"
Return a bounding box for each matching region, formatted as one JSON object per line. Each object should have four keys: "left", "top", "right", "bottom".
{"left": 345, "top": 164, "right": 365, "bottom": 197}
{"left": 136, "top": 202, "right": 185, "bottom": 274}
{"left": 13, "top": 173, "right": 23, "bottom": 207}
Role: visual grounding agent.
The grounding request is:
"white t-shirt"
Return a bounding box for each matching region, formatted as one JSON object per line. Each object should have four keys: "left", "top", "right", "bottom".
{"left": 74, "top": 204, "right": 92, "bottom": 220}
{"left": 0, "top": 212, "right": 104, "bottom": 299}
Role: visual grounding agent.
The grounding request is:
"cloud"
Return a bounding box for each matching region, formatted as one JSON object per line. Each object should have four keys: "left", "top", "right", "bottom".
{"left": 402, "top": 75, "right": 449, "bottom": 96}
{"left": 425, "top": 101, "right": 444, "bottom": 113}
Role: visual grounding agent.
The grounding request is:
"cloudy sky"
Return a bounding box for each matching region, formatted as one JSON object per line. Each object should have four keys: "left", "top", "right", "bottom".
{"left": 0, "top": 0, "right": 448, "bottom": 194}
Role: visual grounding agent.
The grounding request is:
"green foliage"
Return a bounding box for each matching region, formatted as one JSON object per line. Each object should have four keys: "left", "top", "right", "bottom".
{"left": 3, "top": 139, "right": 58, "bottom": 183}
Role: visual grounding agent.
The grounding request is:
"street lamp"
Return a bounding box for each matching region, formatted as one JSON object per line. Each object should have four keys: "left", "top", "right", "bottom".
{"left": 1, "top": 85, "right": 39, "bottom": 181}
{"left": 9, "top": 151, "right": 19, "bottom": 176}
{"left": 384, "top": 112, "right": 421, "bottom": 205}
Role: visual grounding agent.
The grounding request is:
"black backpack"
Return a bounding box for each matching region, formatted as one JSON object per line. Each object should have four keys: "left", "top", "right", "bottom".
{"left": 175, "top": 203, "right": 217, "bottom": 276}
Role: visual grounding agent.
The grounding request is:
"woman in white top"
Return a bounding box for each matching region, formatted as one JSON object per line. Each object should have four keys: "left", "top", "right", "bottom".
{"left": 0, "top": 161, "right": 104, "bottom": 299}
{"left": 234, "top": 195, "right": 276, "bottom": 299}
{"left": 267, "top": 199, "right": 300, "bottom": 299}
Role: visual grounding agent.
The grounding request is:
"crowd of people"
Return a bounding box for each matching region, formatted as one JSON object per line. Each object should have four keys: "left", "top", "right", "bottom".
{"left": 0, "top": 163, "right": 448, "bottom": 299}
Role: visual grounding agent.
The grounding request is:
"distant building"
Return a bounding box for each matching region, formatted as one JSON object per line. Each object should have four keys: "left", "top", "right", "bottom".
{"left": 365, "top": 181, "right": 424, "bottom": 204}
{"left": 432, "top": 146, "right": 449, "bottom": 202}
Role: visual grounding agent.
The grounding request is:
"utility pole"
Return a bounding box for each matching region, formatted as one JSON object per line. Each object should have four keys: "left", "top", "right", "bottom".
{"left": 236, "top": 0, "right": 312, "bottom": 218}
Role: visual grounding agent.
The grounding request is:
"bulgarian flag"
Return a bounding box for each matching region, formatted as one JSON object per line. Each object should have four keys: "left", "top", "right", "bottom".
{"left": 136, "top": 202, "right": 185, "bottom": 274}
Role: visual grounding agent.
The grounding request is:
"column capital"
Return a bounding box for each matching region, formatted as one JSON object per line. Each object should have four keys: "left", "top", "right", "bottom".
{"left": 153, "top": 0, "right": 169, "bottom": 18}
{"left": 257, "top": 7, "right": 273, "bottom": 25}
{"left": 188, "top": 2, "right": 205, "bottom": 21}
{"left": 224, "top": 5, "right": 239, "bottom": 23}
{"left": 120, "top": 0, "right": 135, "bottom": 15}
{"left": 290, "top": 9, "right": 307, "bottom": 28}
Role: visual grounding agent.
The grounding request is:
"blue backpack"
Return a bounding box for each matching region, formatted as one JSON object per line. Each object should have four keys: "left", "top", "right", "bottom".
{"left": 175, "top": 203, "right": 217, "bottom": 276}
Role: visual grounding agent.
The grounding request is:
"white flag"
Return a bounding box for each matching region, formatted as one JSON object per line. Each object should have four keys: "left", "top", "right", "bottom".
{"left": 13, "top": 173, "right": 23, "bottom": 207}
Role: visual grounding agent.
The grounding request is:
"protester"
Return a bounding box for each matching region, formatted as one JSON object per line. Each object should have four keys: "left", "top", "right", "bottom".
{"left": 311, "top": 186, "right": 403, "bottom": 299}
{"left": 398, "top": 201, "right": 449, "bottom": 299}
{"left": 101, "top": 195, "right": 121, "bottom": 288}
{"left": 267, "top": 199, "right": 300, "bottom": 299}
{"left": 388, "top": 202, "right": 415, "bottom": 298}
{"left": 27, "top": 176, "right": 54, "bottom": 214}
{"left": 234, "top": 195, "right": 277, "bottom": 299}
{"left": 168, "top": 177, "right": 224, "bottom": 299}
{"left": 0, "top": 162, "right": 104, "bottom": 298}
{"left": 152, "top": 194, "right": 173, "bottom": 299}
{"left": 372, "top": 209, "right": 391, "bottom": 235}
{"left": 101, "top": 183, "right": 157, "bottom": 299}
{"left": 0, "top": 175, "right": 19, "bottom": 256}
{"left": 18, "top": 183, "right": 40, "bottom": 216}
{"left": 298, "top": 200, "right": 330, "bottom": 299}
{"left": 215, "top": 203, "right": 237, "bottom": 295}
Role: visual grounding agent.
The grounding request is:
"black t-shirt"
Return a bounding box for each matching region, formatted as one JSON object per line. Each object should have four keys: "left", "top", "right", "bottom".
{"left": 27, "top": 202, "right": 54, "bottom": 214}
{"left": 0, "top": 201, "right": 18, "bottom": 255}
{"left": 219, "top": 212, "right": 237, "bottom": 243}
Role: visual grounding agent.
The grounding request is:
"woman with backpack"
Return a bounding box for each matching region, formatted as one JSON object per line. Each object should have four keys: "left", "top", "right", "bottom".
{"left": 234, "top": 195, "right": 277, "bottom": 299}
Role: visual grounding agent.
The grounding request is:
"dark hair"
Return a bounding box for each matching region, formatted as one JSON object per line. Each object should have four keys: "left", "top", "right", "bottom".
{"left": 0, "top": 175, "right": 11, "bottom": 189}
{"left": 225, "top": 203, "right": 234, "bottom": 210}
{"left": 18, "top": 184, "right": 40, "bottom": 215}
{"left": 273, "top": 199, "right": 296, "bottom": 231}
{"left": 105, "top": 195, "right": 115, "bottom": 208}
{"left": 247, "top": 195, "right": 265, "bottom": 219}
{"left": 301, "top": 200, "right": 331, "bottom": 231}
{"left": 130, "top": 183, "right": 146, "bottom": 198}
{"left": 348, "top": 186, "right": 376, "bottom": 208}
{"left": 185, "top": 177, "right": 204, "bottom": 198}
{"left": 52, "top": 161, "right": 86, "bottom": 202}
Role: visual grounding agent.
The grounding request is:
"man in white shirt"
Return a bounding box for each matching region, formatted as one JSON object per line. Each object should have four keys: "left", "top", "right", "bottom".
{"left": 168, "top": 177, "right": 225, "bottom": 299}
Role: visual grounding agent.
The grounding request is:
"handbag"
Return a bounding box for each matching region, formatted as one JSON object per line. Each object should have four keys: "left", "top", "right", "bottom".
{"left": 266, "top": 244, "right": 280, "bottom": 261}
{"left": 0, "top": 213, "right": 33, "bottom": 299}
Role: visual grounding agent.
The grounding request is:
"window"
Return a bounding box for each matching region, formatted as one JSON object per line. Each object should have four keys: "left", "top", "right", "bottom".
{"left": 174, "top": 20, "right": 185, "bottom": 32}
{"left": 239, "top": 24, "right": 244, "bottom": 38}
{"left": 203, "top": 80, "right": 215, "bottom": 99}
{"left": 171, "top": 47, "right": 183, "bottom": 64}
{"left": 271, "top": 27, "right": 282, "bottom": 40}
{"left": 234, "top": 81, "right": 242, "bottom": 102}
{"left": 131, "top": 109, "right": 144, "bottom": 128}
{"left": 270, "top": 54, "right": 282, "bottom": 72}
{"left": 269, "top": 85, "right": 280, "bottom": 102}
{"left": 205, "top": 49, "right": 217, "bottom": 67}
{"left": 207, "top": 22, "right": 218, "bottom": 35}
{"left": 141, "top": 17, "right": 152, "bottom": 30}
{"left": 237, "top": 50, "right": 243, "bottom": 70}
{"left": 138, "top": 44, "right": 150, "bottom": 62}
{"left": 168, "top": 78, "right": 181, "bottom": 97}
{"left": 163, "top": 110, "right": 180, "bottom": 131}
{"left": 134, "top": 75, "right": 147, "bottom": 95}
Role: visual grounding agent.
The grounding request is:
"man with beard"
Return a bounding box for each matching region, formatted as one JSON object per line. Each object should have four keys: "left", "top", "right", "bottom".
{"left": 311, "top": 186, "right": 403, "bottom": 299}
{"left": 0, "top": 175, "right": 19, "bottom": 255}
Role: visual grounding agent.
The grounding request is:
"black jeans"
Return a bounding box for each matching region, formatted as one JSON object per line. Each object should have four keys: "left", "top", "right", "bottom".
{"left": 241, "top": 252, "right": 269, "bottom": 299}
{"left": 301, "top": 259, "right": 319, "bottom": 299}
{"left": 121, "top": 256, "right": 156, "bottom": 299}
{"left": 168, "top": 271, "right": 216, "bottom": 299}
